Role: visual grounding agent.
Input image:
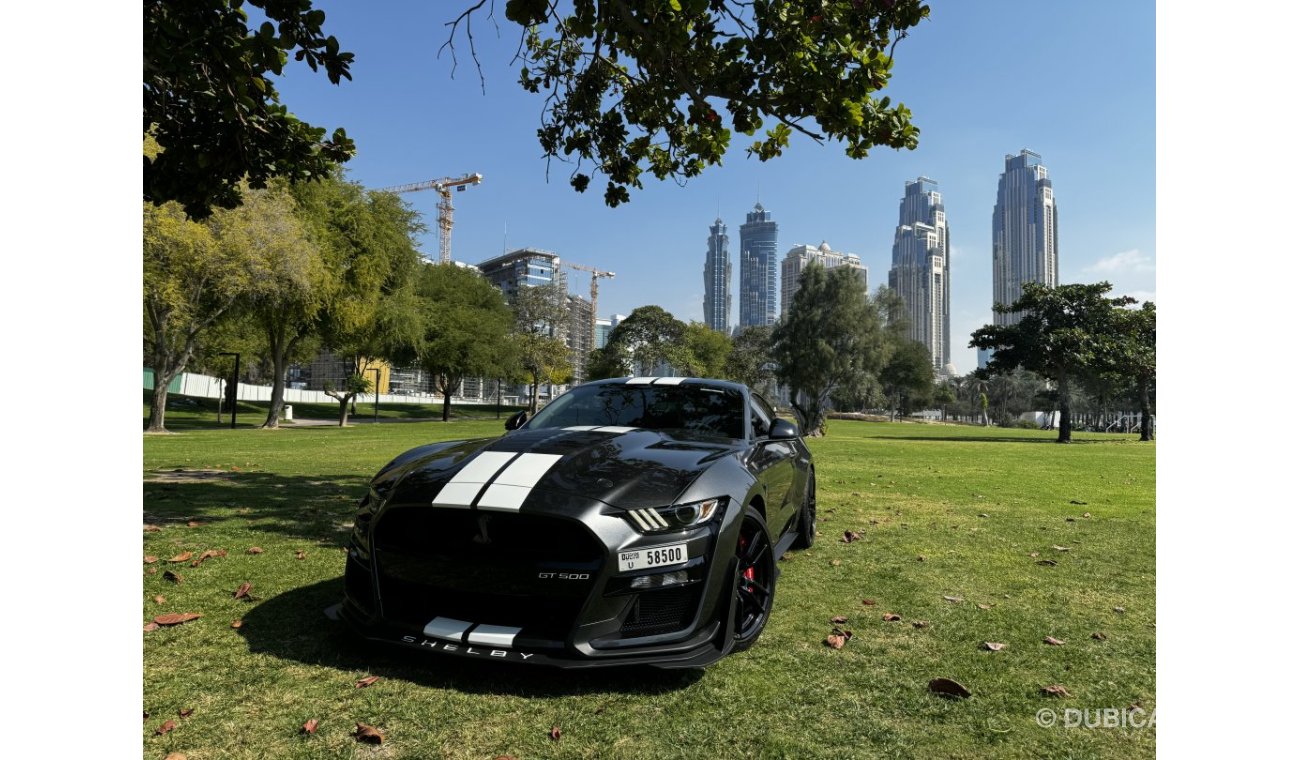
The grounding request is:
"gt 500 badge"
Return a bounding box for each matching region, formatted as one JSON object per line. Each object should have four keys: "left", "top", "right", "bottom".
{"left": 538, "top": 572, "right": 590, "bottom": 580}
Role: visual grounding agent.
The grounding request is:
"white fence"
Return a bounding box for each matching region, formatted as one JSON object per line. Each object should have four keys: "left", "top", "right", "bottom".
{"left": 153, "top": 370, "right": 500, "bottom": 407}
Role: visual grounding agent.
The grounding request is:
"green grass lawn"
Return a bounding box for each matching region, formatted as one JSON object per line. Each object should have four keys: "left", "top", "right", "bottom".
{"left": 142, "top": 421, "right": 1155, "bottom": 759}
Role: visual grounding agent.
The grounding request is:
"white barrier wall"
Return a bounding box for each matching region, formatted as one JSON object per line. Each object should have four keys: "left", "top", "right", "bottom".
{"left": 161, "top": 371, "right": 494, "bottom": 407}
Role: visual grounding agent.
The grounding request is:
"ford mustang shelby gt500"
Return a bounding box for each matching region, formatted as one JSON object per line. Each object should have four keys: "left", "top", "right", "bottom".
{"left": 341, "top": 377, "right": 815, "bottom": 668}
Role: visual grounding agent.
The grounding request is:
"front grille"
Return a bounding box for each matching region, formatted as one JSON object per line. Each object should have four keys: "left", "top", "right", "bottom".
{"left": 620, "top": 585, "right": 702, "bottom": 637}
{"left": 372, "top": 506, "right": 603, "bottom": 642}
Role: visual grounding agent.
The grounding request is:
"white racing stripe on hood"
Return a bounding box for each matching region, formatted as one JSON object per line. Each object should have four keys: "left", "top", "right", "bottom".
{"left": 476, "top": 453, "right": 564, "bottom": 511}
{"left": 466, "top": 624, "right": 522, "bottom": 647}
{"left": 431, "top": 451, "right": 518, "bottom": 507}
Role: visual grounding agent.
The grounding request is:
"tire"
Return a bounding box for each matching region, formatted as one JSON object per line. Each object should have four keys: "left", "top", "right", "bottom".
{"left": 731, "top": 504, "right": 776, "bottom": 653}
{"left": 791, "top": 470, "right": 817, "bottom": 550}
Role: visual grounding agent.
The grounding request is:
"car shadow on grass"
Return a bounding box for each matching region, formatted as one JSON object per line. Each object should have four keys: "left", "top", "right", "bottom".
{"left": 237, "top": 577, "right": 706, "bottom": 697}
{"left": 144, "top": 471, "right": 370, "bottom": 546}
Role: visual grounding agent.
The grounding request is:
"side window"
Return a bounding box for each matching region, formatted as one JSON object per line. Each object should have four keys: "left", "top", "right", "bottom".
{"left": 749, "top": 399, "right": 771, "bottom": 440}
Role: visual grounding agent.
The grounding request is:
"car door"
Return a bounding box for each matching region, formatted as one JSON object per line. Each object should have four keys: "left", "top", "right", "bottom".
{"left": 746, "top": 393, "right": 797, "bottom": 534}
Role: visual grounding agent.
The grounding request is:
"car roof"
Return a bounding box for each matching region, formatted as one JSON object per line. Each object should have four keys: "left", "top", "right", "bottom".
{"left": 582, "top": 377, "right": 750, "bottom": 394}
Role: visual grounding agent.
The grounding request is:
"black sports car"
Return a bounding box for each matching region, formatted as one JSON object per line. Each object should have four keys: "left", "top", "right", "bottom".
{"left": 341, "top": 377, "right": 816, "bottom": 668}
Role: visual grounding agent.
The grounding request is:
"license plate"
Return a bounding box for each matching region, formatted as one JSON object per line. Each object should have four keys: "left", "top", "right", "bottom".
{"left": 620, "top": 543, "right": 687, "bottom": 572}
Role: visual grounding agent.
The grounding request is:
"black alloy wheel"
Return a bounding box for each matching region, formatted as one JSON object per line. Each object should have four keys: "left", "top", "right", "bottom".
{"left": 732, "top": 505, "right": 775, "bottom": 652}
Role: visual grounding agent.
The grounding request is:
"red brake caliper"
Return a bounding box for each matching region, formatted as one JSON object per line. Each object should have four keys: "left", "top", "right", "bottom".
{"left": 740, "top": 533, "right": 755, "bottom": 582}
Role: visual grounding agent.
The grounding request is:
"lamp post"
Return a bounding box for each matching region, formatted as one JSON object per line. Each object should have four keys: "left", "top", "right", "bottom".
{"left": 371, "top": 368, "right": 381, "bottom": 424}
{"left": 217, "top": 352, "right": 240, "bottom": 429}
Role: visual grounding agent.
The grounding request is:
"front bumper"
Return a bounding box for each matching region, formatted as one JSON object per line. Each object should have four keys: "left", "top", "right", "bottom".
{"left": 341, "top": 491, "right": 740, "bottom": 668}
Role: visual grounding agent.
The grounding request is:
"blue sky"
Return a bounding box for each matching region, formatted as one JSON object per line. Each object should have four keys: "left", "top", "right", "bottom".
{"left": 269, "top": 0, "right": 1155, "bottom": 373}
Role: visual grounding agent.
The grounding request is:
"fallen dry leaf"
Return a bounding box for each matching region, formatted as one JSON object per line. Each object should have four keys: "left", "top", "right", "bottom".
{"left": 1064, "top": 517, "right": 1076, "bottom": 523}
{"left": 916, "top": 555, "right": 925, "bottom": 562}
{"left": 1029, "top": 552, "right": 1040, "bottom": 558}
{"left": 302, "top": 719, "right": 319, "bottom": 735}
{"left": 1044, "top": 636, "right": 1066, "bottom": 646}
{"left": 831, "top": 627, "right": 854, "bottom": 641}
{"left": 841, "top": 531, "right": 863, "bottom": 543}
{"left": 295, "top": 550, "right": 307, "bottom": 560}
{"left": 146, "top": 568, "right": 157, "bottom": 575}
{"left": 168, "top": 552, "right": 193, "bottom": 563}
{"left": 231, "top": 619, "right": 243, "bottom": 629}
{"left": 354, "top": 722, "right": 384, "bottom": 744}
{"left": 1113, "top": 606, "right": 1126, "bottom": 614}
{"left": 882, "top": 613, "right": 902, "bottom": 622}
{"left": 187, "top": 521, "right": 203, "bottom": 528}
{"left": 154, "top": 612, "right": 202, "bottom": 626}
{"left": 1041, "top": 685, "right": 1073, "bottom": 698}
{"left": 977, "top": 603, "right": 992, "bottom": 610}
{"left": 1070, "top": 500, "right": 1088, "bottom": 505}
{"left": 233, "top": 583, "right": 252, "bottom": 600}
{"left": 912, "top": 620, "right": 929, "bottom": 629}
{"left": 178, "top": 708, "right": 194, "bottom": 718}
{"left": 830, "top": 559, "right": 841, "bottom": 567}
{"left": 1091, "top": 631, "right": 1108, "bottom": 641}
{"left": 1083, "top": 512, "right": 1092, "bottom": 518}
{"left": 163, "top": 570, "right": 183, "bottom": 584}
{"left": 156, "top": 719, "right": 177, "bottom": 735}
{"left": 1052, "top": 545, "right": 1070, "bottom": 552}
{"left": 1036, "top": 559, "right": 1058, "bottom": 567}
{"left": 153, "top": 595, "right": 166, "bottom": 605}
{"left": 978, "top": 513, "right": 989, "bottom": 518}
{"left": 247, "top": 547, "right": 264, "bottom": 555}
{"left": 825, "top": 633, "right": 846, "bottom": 650}
{"left": 164, "top": 753, "right": 186, "bottom": 760}
{"left": 861, "top": 598, "right": 877, "bottom": 606}
{"left": 830, "top": 615, "right": 848, "bottom": 625}
{"left": 144, "top": 524, "right": 162, "bottom": 532}
{"left": 355, "top": 676, "right": 381, "bottom": 688}
{"left": 143, "top": 622, "right": 160, "bottom": 632}
{"left": 549, "top": 726, "right": 562, "bottom": 741}
{"left": 983, "top": 642, "right": 1005, "bottom": 651}
{"left": 943, "top": 595, "right": 964, "bottom": 604}
{"left": 144, "top": 556, "right": 158, "bottom": 564}
{"left": 928, "top": 678, "right": 972, "bottom": 699}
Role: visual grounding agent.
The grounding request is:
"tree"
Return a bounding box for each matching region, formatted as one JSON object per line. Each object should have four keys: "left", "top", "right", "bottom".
{"left": 143, "top": 202, "right": 252, "bottom": 432}
{"left": 508, "top": 282, "right": 573, "bottom": 413}
{"left": 970, "top": 282, "right": 1135, "bottom": 443}
{"left": 446, "top": 1, "right": 929, "bottom": 206}
{"left": 879, "top": 340, "right": 933, "bottom": 419}
{"left": 291, "top": 174, "right": 425, "bottom": 425}
{"left": 213, "top": 184, "right": 326, "bottom": 429}
{"left": 932, "top": 381, "right": 956, "bottom": 422}
{"left": 144, "top": 0, "right": 355, "bottom": 218}
{"left": 416, "top": 264, "right": 515, "bottom": 421}
{"left": 1107, "top": 301, "right": 1157, "bottom": 441}
{"left": 678, "top": 323, "right": 732, "bottom": 378}
{"left": 771, "top": 263, "right": 891, "bottom": 436}
{"left": 726, "top": 325, "right": 776, "bottom": 395}
{"left": 599, "top": 305, "right": 689, "bottom": 375}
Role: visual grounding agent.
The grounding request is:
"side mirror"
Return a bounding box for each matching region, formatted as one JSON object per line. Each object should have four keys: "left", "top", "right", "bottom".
{"left": 768, "top": 418, "right": 799, "bottom": 440}
{"left": 505, "top": 411, "right": 528, "bottom": 431}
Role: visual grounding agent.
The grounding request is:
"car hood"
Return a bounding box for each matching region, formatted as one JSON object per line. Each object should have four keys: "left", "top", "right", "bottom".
{"left": 375, "top": 426, "right": 741, "bottom": 511}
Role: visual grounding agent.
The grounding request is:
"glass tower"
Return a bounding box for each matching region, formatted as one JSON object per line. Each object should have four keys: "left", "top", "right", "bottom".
{"left": 738, "top": 203, "right": 779, "bottom": 328}
{"left": 992, "top": 150, "right": 1058, "bottom": 326}
{"left": 702, "top": 218, "right": 731, "bottom": 333}
{"left": 888, "top": 176, "right": 950, "bottom": 372}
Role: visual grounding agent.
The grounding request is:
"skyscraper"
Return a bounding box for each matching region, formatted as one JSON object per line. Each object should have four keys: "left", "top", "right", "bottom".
{"left": 781, "top": 242, "right": 868, "bottom": 316}
{"left": 992, "top": 150, "right": 1059, "bottom": 325}
{"left": 738, "top": 203, "right": 779, "bottom": 328}
{"left": 702, "top": 218, "right": 731, "bottom": 333}
{"left": 888, "top": 176, "right": 950, "bottom": 372}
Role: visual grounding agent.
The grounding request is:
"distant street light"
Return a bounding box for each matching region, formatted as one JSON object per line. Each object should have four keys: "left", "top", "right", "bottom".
{"left": 217, "top": 352, "right": 241, "bottom": 429}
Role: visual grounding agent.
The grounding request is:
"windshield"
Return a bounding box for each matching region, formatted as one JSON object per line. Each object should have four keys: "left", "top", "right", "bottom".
{"left": 527, "top": 383, "right": 745, "bottom": 439}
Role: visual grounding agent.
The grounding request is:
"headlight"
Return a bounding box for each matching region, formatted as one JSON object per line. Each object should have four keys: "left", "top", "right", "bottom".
{"left": 624, "top": 498, "right": 724, "bottom": 534}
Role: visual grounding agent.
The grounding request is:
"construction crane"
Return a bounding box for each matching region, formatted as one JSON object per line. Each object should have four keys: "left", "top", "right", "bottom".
{"left": 563, "top": 261, "right": 615, "bottom": 349}
{"left": 379, "top": 173, "right": 483, "bottom": 263}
